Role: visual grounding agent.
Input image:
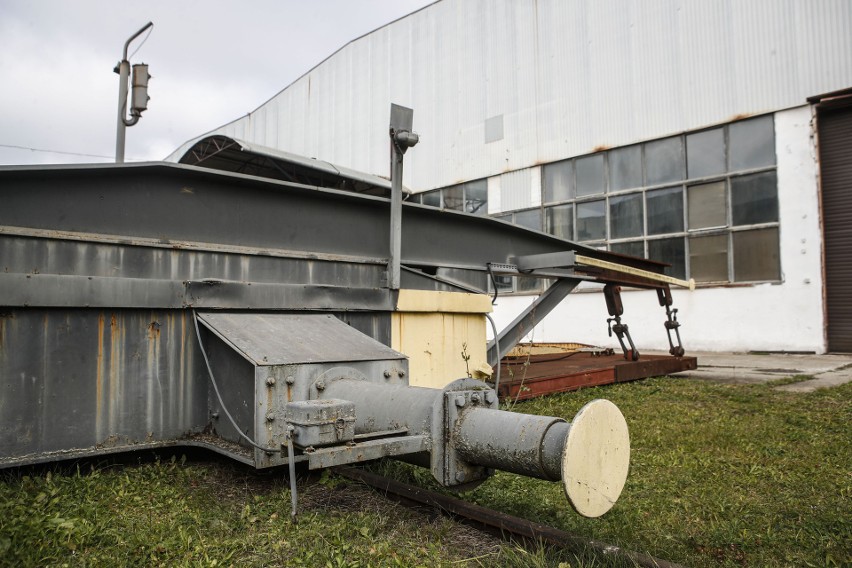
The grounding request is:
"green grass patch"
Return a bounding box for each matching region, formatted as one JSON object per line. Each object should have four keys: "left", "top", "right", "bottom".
{"left": 765, "top": 374, "right": 816, "bottom": 387}
{"left": 1, "top": 379, "right": 849, "bottom": 567}
{"left": 376, "top": 378, "right": 851, "bottom": 567}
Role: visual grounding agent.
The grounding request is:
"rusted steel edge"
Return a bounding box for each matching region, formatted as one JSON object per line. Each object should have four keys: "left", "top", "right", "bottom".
{"left": 334, "top": 466, "right": 685, "bottom": 568}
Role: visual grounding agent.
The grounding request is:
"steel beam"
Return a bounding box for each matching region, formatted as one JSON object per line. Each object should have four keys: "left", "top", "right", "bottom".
{"left": 0, "top": 273, "right": 394, "bottom": 311}
{"left": 0, "top": 163, "right": 668, "bottom": 278}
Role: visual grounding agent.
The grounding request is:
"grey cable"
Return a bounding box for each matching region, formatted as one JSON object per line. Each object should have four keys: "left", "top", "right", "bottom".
{"left": 192, "top": 310, "right": 282, "bottom": 454}
{"left": 485, "top": 313, "right": 501, "bottom": 398}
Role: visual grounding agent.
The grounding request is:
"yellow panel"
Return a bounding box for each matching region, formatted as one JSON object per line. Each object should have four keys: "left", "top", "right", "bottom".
{"left": 392, "top": 312, "right": 490, "bottom": 389}
{"left": 395, "top": 289, "right": 492, "bottom": 314}
{"left": 392, "top": 290, "right": 493, "bottom": 388}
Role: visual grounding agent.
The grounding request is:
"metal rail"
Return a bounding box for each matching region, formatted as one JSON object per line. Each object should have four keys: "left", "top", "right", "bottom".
{"left": 334, "top": 466, "right": 685, "bottom": 568}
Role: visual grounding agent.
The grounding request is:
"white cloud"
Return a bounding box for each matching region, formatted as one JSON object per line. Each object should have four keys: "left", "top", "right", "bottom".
{"left": 0, "top": 0, "right": 435, "bottom": 165}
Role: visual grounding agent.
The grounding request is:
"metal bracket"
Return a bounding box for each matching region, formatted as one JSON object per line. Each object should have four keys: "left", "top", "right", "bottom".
{"left": 604, "top": 284, "right": 639, "bottom": 361}
{"left": 430, "top": 378, "right": 498, "bottom": 489}
{"left": 657, "top": 287, "right": 685, "bottom": 357}
{"left": 285, "top": 424, "right": 298, "bottom": 522}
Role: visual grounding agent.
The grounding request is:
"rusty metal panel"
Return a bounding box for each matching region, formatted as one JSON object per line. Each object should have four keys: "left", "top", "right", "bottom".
{"left": 497, "top": 352, "right": 697, "bottom": 401}
{"left": 0, "top": 309, "right": 209, "bottom": 466}
{"left": 0, "top": 308, "right": 395, "bottom": 468}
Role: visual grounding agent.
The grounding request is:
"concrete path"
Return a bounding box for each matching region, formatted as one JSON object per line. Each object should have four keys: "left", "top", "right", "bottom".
{"left": 646, "top": 351, "right": 852, "bottom": 392}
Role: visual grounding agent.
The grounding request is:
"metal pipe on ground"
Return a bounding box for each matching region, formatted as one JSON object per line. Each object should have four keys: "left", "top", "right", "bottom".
{"left": 317, "top": 373, "right": 630, "bottom": 517}
{"left": 455, "top": 399, "right": 630, "bottom": 518}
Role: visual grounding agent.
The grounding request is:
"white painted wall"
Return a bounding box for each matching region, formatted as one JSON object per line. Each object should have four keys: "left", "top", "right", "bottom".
{"left": 488, "top": 107, "right": 827, "bottom": 353}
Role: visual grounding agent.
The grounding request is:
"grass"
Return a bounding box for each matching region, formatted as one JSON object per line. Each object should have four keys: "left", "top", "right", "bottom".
{"left": 376, "top": 378, "right": 852, "bottom": 567}
{"left": 0, "top": 456, "right": 507, "bottom": 567}
{"left": 1, "top": 378, "right": 850, "bottom": 567}
{"left": 764, "top": 374, "right": 816, "bottom": 387}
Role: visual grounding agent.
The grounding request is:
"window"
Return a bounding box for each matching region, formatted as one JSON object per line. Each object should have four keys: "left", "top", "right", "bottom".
{"left": 647, "top": 187, "right": 683, "bottom": 235}
{"left": 577, "top": 200, "right": 606, "bottom": 241}
{"left": 546, "top": 204, "right": 573, "bottom": 240}
{"left": 610, "top": 240, "right": 644, "bottom": 258}
{"left": 609, "top": 146, "right": 643, "bottom": 191}
{"left": 645, "top": 137, "right": 685, "bottom": 186}
{"left": 464, "top": 115, "right": 780, "bottom": 293}
{"left": 731, "top": 171, "right": 777, "bottom": 226}
{"left": 609, "top": 193, "right": 643, "bottom": 239}
{"left": 514, "top": 208, "right": 542, "bottom": 231}
{"left": 417, "top": 180, "right": 487, "bottom": 215}
{"left": 648, "top": 237, "right": 686, "bottom": 279}
{"left": 729, "top": 115, "right": 775, "bottom": 171}
{"left": 543, "top": 160, "right": 573, "bottom": 203}
{"left": 443, "top": 185, "right": 464, "bottom": 211}
{"left": 689, "top": 234, "right": 728, "bottom": 283}
{"left": 465, "top": 180, "right": 488, "bottom": 216}
{"left": 686, "top": 127, "right": 726, "bottom": 178}
{"left": 539, "top": 115, "right": 778, "bottom": 285}
{"left": 421, "top": 190, "right": 441, "bottom": 207}
{"left": 688, "top": 181, "right": 726, "bottom": 229}
{"left": 576, "top": 154, "right": 605, "bottom": 196}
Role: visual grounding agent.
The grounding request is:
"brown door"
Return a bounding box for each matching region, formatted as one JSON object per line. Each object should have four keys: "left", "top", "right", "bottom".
{"left": 817, "top": 95, "right": 852, "bottom": 352}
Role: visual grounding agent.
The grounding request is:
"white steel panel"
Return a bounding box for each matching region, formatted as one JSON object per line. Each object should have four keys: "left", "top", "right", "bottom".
{"left": 168, "top": 0, "right": 852, "bottom": 196}
{"left": 499, "top": 168, "right": 533, "bottom": 212}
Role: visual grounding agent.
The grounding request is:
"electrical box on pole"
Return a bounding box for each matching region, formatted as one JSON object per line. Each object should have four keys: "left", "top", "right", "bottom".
{"left": 115, "top": 22, "right": 153, "bottom": 163}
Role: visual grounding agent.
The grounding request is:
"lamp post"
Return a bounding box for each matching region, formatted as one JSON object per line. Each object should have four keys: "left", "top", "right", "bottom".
{"left": 115, "top": 22, "right": 153, "bottom": 163}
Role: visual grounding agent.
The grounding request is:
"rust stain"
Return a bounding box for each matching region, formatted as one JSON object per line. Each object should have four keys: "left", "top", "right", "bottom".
{"left": 728, "top": 112, "right": 755, "bottom": 122}
{"left": 108, "top": 313, "right": 120, "bottom": 433}
{"left": 179, "top": 312, "right": 187, "bottom": 426}
{"left": 147, "top": 316, "right": 162, "bottom": 433}
{"left": 0, "top": 312, "right": 8, "bottom": 355}
{"left": 592, "top": 144, "right": 611, "bottom": 152}
{"left": 96, "top": 313, "right": 105, "bottom": 437}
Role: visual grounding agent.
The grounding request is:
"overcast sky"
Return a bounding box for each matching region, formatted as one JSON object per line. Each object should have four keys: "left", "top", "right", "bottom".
{"left": 0, "top": 0, "right": 435, "bottom": 165}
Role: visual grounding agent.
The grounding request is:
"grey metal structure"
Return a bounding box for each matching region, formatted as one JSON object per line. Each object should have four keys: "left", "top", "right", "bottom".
{"left": 0, "top": 145, "right": 677, "bottom": 515}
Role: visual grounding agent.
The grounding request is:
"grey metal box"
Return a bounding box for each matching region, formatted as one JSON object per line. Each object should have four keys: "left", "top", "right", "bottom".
{"left": 285, "top": 399, "right": 356, "bottom": 448}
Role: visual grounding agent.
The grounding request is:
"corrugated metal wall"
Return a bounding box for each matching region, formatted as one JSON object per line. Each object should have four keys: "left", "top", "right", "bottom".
{"left": 169, "top": 0, "right": 852, "bottom": 193}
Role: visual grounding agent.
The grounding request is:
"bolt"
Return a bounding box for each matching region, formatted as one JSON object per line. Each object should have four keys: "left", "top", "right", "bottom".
{"left": 455, "top": 395, "right": 466, "bottom": 407}
{"left": 383, "top": 370, "right": 392, "bottom": 378}
{"left": 266, "top": 377, "right": 276, "bottom": 386}
{"left": 315, "top": 380, "right": 325, "bottom": 391}
{"left": 211, "top": 412, "right": 219, "bottom": 420}
{"left": 398, "top": 370, "right": 406, "bottom": 378}
{"left": 484, "top": 391, "right": 496, "bottom": 405}
{"left": 285, "top": 375, "right": 295, "bottom": 385}
{"left": 470, "top": 393, "right": 481, "bottom": 404}
{"left": 266, "top": 413, "right": 276, "bottom": 422}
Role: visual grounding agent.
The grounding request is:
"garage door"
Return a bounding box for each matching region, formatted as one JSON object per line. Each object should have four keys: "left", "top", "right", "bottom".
{"left": 817, "top": 95, "right": 852, "bottom": 352}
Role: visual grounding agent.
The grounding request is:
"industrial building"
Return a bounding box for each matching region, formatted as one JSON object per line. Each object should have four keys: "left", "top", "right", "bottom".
{"left": 169, "top": 0, "right": 852, "bottom": 354}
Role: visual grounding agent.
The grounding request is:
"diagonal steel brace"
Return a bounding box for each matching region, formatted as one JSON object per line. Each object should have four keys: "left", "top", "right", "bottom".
{"left": 486, "top": 278, "right": 581, "bottom": 367}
